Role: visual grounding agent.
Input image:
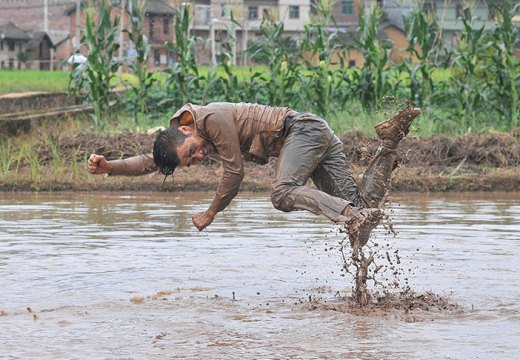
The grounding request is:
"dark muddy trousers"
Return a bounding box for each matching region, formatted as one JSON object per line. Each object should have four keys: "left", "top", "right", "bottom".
{"left": 270, "top": 113, "right": 397, "bottom": 221}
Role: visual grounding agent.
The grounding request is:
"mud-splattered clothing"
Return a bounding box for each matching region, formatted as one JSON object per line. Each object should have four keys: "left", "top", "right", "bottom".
{"left": 109, "top": 102, "right": 395, "bottom": 221}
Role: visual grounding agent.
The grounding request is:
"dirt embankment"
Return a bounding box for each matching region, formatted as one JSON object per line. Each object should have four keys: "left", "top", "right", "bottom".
{"left": 1, "top": 130, "right": 519, "bottom": 192}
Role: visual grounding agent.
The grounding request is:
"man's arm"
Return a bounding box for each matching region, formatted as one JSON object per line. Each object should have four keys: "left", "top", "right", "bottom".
{"left": 88, "top": 153, "right": 156, "bottom": 176}
{"left": 192, "top": 112, "right": 244, "bottom": 231}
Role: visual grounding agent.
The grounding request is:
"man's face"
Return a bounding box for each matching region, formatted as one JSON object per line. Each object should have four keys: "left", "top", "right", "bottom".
{"left": 176, "top": 134, "right": 216, "bottom": 167}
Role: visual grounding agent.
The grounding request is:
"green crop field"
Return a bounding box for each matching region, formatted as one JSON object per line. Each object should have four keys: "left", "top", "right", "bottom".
{"left": 0, "top": 70, "right": 71, "bottom": 95}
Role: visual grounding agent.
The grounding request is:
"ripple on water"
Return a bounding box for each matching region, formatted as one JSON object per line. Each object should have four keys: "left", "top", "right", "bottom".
{"left": 0, "top": 192, "right": 519, "bottom": 359}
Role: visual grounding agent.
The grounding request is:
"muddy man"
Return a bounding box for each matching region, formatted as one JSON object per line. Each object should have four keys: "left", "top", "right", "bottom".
{"left": 88, "top": 103, "right": 421, "bottom": 247}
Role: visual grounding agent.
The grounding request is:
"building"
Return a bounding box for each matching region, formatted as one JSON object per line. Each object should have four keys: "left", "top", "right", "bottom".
{"left": 187, "top": 0, "right": 312, "bottom": 65}
{"left": 0, "top": 0, "right": 71, "bottom": 69}
{"left": 64, "top": 0, "right": 176, "bottom": 69}
{"left": 26, "top": 31, "right": 54, "bottom": 70}
{"left": 0, "top": 22, "right": 54, "bottom": 70}
{"left": 421, "top": 0, "right": 496, "bottom": 52}
{"left": 0, "top": 22, "right": 30, "bottom": 69}
{"left": 321, "top": 0, "right": 417, "bottom": 67}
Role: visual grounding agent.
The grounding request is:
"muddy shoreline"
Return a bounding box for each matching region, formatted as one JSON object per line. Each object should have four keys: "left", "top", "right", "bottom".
{"left": 1, "top": 130, "right": 519, "bottom": 192}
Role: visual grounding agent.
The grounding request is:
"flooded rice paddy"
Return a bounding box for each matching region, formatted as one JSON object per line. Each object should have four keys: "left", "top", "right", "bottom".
{"left": 0, "top": 191, "right": 519, "bottom": 359}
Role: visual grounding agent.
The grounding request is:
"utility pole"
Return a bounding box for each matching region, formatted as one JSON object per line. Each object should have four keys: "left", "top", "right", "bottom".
{"left": 44, "top": 0, "right": 48, "bottom": 33}
{"left": 242, "top": 21, "right": 248, "bottom": 66}
{"left": 118, "top": 0, "right": 126, "bottom": 79}
{"left": 231, "top": 22, "right": 236, "bottom": 66}
{"left": 75, "top": 0, "right": 81, "bottom": 50}
{"left": 44, "top": 0, "right": 52, "bottom": 70}
{"left": 210, "top": 18, "right": 217, "bottom": 66}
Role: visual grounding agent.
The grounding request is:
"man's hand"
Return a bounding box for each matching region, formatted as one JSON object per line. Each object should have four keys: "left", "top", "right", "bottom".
{"left": 88, "top": 154, "right": 112, "bottom": 175}
{"left": 192, "top": 210, "right": 216, "bottom": 231}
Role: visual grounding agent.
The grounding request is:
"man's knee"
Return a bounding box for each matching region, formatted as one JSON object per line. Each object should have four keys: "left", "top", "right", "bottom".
{"left": 270, "top": 183, "right": 295, "bottom": 212}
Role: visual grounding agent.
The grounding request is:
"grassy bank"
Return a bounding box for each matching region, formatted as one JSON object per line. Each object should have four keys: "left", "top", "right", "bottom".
{"left": 1, "top": 118, "right": 518, "bottom": 193}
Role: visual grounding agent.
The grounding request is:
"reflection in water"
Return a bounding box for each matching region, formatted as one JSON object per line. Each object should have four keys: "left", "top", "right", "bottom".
{"left": 0, "top": 192, "right": 519, "bottom": 359}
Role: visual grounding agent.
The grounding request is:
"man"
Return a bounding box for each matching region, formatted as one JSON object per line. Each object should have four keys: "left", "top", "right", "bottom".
{"left": 88, "top": 103, "right": 420, "bottom": 247}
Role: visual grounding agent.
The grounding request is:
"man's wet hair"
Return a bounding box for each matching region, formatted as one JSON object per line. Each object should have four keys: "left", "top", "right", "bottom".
{"left": 153, "top": 125, "right": 188, "bottom": 175}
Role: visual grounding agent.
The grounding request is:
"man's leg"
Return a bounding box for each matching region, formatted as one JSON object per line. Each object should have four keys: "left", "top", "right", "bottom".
{"left": 309, "top": 134, "right": 382, "bottom": 247}
{"left": 310, "top": 106, "right": 421, "bottom": 246}
{"left": 271, "top": 116, "right": 355, "bottom": 222}
{"left": 360, "top": 106, "right": 422, "bottom": 208}
{"left": 358, "top": 144, "right": 399, "bottom": 208}
{"left": 309, "top": 135, "right": 366, "bottom": 207}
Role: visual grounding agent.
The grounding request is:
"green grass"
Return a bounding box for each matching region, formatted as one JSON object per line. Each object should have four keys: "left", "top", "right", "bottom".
{"left": 0, "top": 70, "right": 70, "bottom": 95}
{"left": 0, "top": 66, "right": 452, "bottom": 96}
{"left": 0, "top": 70, "right": 136, "bottom": 95}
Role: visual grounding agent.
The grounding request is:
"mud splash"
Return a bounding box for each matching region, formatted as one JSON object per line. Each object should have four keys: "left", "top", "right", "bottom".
{"left": 336, "top": 231, "right": 461, "bottom": 318}
{"left": 340, "top": 183, "right": 461, "bottom": 315}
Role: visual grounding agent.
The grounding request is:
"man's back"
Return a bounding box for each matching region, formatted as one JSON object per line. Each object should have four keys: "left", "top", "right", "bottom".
{"left": 170, "top": 102, "right": 296, "bottom": 164}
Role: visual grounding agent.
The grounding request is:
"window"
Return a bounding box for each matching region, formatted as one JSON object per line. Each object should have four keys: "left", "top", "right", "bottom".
{"left": 0, "top": 41, "right": 3, "bottom": 50}
{"left": 423, "top": 2, "right": 435, "bottom": 14}
{"left": 169, "top": 50, "right": 175, "bottom": 67}
{"left": 221, "top": 4, "right": 231, "bottom": 18}
{"left": 456, "top": 4, "right": 463, "bottom": 18}
{"left": 488, "top": 5, "right": 496, "bottom": 20}
{"left": 289, "top": 6, "right": 299, "bottom": 19}
{"left": 154, "top": 49, "right": 160, "bottom": 66}
{"left": 196, "top": 5, "right": 210, "bottom": 25}
{"left": 341, "top": 0, "right": 353, "bottom": 15}
{"left": 248, "top": 6, "right": 258, "bottom": 20}
{"left": 7, "top": 40, "right": 14, "bottom": 52}
{"left": 163, "top": 17, "right": 170, "bottom": 35}
{"left": 148, "top": 16, "right": 155, "bottom": 39}
{"left": 348, "top": 59, "right": 356, "bottom": 68}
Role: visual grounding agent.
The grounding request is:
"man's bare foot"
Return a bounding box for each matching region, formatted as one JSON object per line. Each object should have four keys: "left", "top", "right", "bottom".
{"left": 374, "top": 106, "right": 422, "bottom": 143}
{"left": 342, "top": 206, "right": 383, "bottom": 248}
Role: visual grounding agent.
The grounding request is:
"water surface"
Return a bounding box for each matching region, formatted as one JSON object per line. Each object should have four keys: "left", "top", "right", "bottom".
{"left": 1, "top": 192, "right": 519, "bottom": 359}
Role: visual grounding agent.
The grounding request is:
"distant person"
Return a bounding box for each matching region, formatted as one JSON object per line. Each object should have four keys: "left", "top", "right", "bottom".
{"left": 67, "top": 51, "right": 87, "bottom": 73}
{"left": 88, "top": 103, "right": 421, "bottom": 247}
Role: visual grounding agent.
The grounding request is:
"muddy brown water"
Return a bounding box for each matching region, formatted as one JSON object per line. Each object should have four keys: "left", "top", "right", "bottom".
{"left": 1, "top": 192, "right": 519, "bottom": 359}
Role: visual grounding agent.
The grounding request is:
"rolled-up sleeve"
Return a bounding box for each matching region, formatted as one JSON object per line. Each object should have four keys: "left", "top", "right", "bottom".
{"left": 109, "top": 153, "right": 157, "bottom": 176}
{"left": 204, "top": 113, "right": 244, "bottom": 213}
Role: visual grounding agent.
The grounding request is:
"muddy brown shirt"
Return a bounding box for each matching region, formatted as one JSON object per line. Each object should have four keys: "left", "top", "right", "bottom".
{"left": 110, "top": 102, "right": 296, "bottom": 214}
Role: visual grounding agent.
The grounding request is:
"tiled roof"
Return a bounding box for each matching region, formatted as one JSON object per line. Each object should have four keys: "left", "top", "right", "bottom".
{"left": 26, "top": 31, "right": 54, "bottom": 51}
{"left": 0, "top": 22, "right": 31, "bottom": 41}
{"left": 145, "top": 0, "right": 175, "bottom": 15}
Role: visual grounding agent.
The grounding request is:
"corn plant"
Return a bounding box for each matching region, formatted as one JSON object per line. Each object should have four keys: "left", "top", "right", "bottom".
{"left": 399, "top": 0, "right": 443, "bottom": 107}
{"left": 163, "top": 4, "right": 203, "bottom": 109}
{"left": 449, "top": 6, "right": 492, "bottom": 132}
{"left": 248, "top": 17, "right": 301, "bottom": 107}
{"left": 124, "top": 0, "right": 156, "bottom": 128}
{"left": 349, "top": 1, "right": 393, "bottom": 111}
{"left": 300, "top": 0, "right": 347, "bottom": 116}
{"left": 73, "top": 0, "right": 122, "bottom": 131}
{"left": 485, "top": 0, "right": 519, "bottom": 130}
{"left": 214, "top": 12, "right": 249, "bottom": 103}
